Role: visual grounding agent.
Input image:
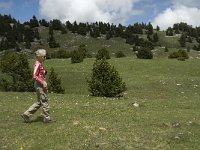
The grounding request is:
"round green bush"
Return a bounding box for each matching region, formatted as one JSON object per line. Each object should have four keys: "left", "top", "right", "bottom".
{"left": 96, "top": 48, "right": 110, "bottom": 60}
{"left": 136, "top": 47, "right": 153, "bottom": 59}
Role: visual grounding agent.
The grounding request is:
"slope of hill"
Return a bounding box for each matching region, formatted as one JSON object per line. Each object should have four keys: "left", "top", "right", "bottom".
{"left": 35, "top": 26, "right": 134, "bottom": 57}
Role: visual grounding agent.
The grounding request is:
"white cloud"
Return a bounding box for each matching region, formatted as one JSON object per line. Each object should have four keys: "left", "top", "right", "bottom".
{"left": 39, "top": 0, "right": 140, "bottom": 24}
{"left": 152, "top": 5, "right": 200, "bottom": 30}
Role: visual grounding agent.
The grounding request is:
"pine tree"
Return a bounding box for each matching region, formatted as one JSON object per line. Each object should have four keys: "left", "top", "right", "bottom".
{"left": 48, "top": 34, "right": 60, "bottom": 48}
{"left": 179, "top": 34, "right": 186, "bottom": 47}
{"left": 87, "top": 59, "right": 126, "bottom": 97}
{"left": 0, "top": 51, "right": 34, "bottom": 92}
{"left": 153, "top": 33, "right": 159, "bottom": 42}
{"left": 156, "top": 25, "right": 160, "bottom": 31}
{"left": 30, "top": 16, "right": 39, "bottom": 28}
{"left": 48, "top": 67, "right": 65, "bottom": 94}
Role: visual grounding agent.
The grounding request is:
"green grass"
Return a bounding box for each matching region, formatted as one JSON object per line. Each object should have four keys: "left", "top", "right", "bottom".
{"left": 157, "top": 31, "right": 180, "bottom": 48}
{"left": 1, "top": 56, "right": 200, "bottom": 149}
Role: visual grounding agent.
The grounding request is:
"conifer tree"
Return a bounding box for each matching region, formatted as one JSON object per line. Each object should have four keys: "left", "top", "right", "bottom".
{"left": 30, "top": 15, "right": 39, "bottom": 28}
{"left": 0, "top": 51, "right": 34, "bottom": 92}
{"left": 87, "top": 59, "right": 126, "bottom": 97}
{"left": 179, "top": 34, "right": 186, "bottom": 47}
{"left": 96, "top": 48, "right": 110, "bottom": 60}
{"left": 48, "top": 67, "right": 65, "bottom": 94}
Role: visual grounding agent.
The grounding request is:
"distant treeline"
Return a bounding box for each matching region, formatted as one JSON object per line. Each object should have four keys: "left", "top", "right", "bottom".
{"left": 1, "top": 14, "right": 200, "bottom": 52}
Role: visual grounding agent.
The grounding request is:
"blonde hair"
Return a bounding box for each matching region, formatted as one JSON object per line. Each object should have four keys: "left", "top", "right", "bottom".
{"left": 35, "top": 49, "right": 46, "bottom": 57}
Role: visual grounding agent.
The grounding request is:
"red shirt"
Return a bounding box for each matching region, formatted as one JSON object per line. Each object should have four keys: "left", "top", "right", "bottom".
{"left": 33, "top": 60, "right": 46, "bottom": 86}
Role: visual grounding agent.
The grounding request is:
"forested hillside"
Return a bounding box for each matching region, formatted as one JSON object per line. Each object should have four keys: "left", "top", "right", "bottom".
{"left": 1, "top": 14, "right": 200, "bottom": 58}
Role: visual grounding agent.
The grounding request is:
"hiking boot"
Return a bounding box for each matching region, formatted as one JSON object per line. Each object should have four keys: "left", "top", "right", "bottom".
{"left": 21, "top": 114, "right": 30, "bottom": 123}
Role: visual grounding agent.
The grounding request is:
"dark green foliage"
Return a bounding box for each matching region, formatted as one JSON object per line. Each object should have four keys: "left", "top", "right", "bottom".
{"left": 125, "top": 24, "right": 143, "bottom": 36}
{"left": 87, "top": 59, "right": 126, "bottom": 97}
{"left": 90, "top": 27, "right": 100, "bottom": 38}
{"left": 153, "top": 33, "right": 159, "bottom": 42}
{"left": 156, "top": 25, "right": 160, "bottom": 31}
{"left": 70, "top": 44, "right": 91, "bottom": 63}
{"left": 165, "top": 47, "right": 169, "bottom": 52}
{"left": 136, "top": 39, "right": 154, "bottom": 50}
{"left": 71, "top": 21, "right": 78, "bottom": 33}
{"left": 166, "top": 27, "right": 174, "bottom": 36}
{"left": 71, "top": 49, "right": 84, "bottom": 63}
{"left": 33, "top": 28, "right": 40, "bottom": 40}
{"left": 39, "top": 19, "right": 49, "bottom": 27}
{"left": 125, "top": 34, "right": 140, "bottom": 45}
{"left": 77, "top": 44, "right": 88, "bottom": 58}
{"left": 96, "top": 48, "right": 110, "bottom": 60}
{"left": 187, "top": 46, "right": 191, "bottom": 52}
{"left": 168, "top": 49, "right": 189, "bottom": 59}
{"left": 0, "top": 51, "right": 34, "bottom": 92}
{"left": 146, "top": 22, "right": 153, "bottom": 35}
{"left": 132, "top": 46, "right": 138, "bottom": 52}
{"left": 115, "top": 51, "right": 126, "bottom": 58}
{"left": 77, "top": 23, "right": 87, "bottom": 36}
{"left": 48, "top": 35, "right": 60, "bottom": 48}
{"left": 15, "top": 44, "right": 21, "bottom": 52}
{"left": 115, "top": 24, "right": 124, "bottom": 37}
{"left": 136, "top": 47, "right": 153, "bottom": 59}
{"left": 24, "top": 27, "right": 34, "bottom": 43}
{"left": 179, "top": 34, "right": 186, "bottom": 47}
{"left": 66, "top": 21, "right": 73, "bottom": 31}
{"left": 29, "top": 16, "right": 39, "bottom": 28}
{"left": 25, "top": 41, "right": 31, "bottom": 49}
{"left": 61, "top": 26, "right": 67, "bottom": 34}
{"left": 48, "top": 67, "right": 65, "bottom": 94}
{"left": 193, "top": 44, "right": 200, "bottom": 51}
{"left": 0, "top": 38, "right": 9, "bottom": 51}
{"left": 48, "top": 24, "right": 60, "bottom": 48}
{"left": 51, "top": 19, "right": 62, "bottom": 30}
{"left": 106, "top": 31, "right": 112, "bottom": 40}
{"left": 49, "top": 25, "right": 54, "bottom": 35}
{"left": 187, "top": 36, "right": 192, "bottom": 43}
{"left": 177, "top": 57, "right": 186, "bottom": 61}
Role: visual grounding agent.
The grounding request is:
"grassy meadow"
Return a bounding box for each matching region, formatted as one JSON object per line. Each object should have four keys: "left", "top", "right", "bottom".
{"left": 1, "top": 54, "right": 200, "bottom": 149}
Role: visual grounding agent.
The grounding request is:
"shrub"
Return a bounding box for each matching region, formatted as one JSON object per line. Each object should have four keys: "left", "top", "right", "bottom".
{"left": 165, "top": 47, "right": 169, "bottom": 52}
{"left": 115, "top": 51, "right": 126, "bottom": 58}
{"left": 71, "top": 49, "right": 84, "bottom": 63}
{"left": 136, "top": 47, "right": 153, "bottom": 59}
{"left": 168, "top": 52, "right": 179, "bottom": 59}
{"left": 0, "top": 51, "right": 34, "bottom": 92}
{"left": 168, "top": 49, "right": 189, "bottom": 59}
{"left": 48, "top": 67, "right": 65, "bottom": 94}
{"left": 177, "top": 57, "right": 186, "bottom": 61}
{"left": 87, "top": 59, "right": 126, "bottom": 97}
{"left": 96, "top": 48, "right": 110, "bottom": 60}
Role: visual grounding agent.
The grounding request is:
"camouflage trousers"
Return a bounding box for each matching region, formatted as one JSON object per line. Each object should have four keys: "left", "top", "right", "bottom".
{"left": 23, "top": 82, "right": 50, "bottom": 121}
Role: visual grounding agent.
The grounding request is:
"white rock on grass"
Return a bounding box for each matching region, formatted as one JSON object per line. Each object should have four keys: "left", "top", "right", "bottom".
{"left": 133, "top": 102, "right": 139, "bottom": 108}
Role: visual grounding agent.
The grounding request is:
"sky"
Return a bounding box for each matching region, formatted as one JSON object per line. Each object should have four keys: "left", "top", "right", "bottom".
{"left": 1, "top": 0, "right": 200, "bottom": 30}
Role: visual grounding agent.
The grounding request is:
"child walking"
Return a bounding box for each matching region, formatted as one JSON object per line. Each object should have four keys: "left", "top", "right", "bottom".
{"left": 21, "top": 49, "right": 52, "bottom": 123}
